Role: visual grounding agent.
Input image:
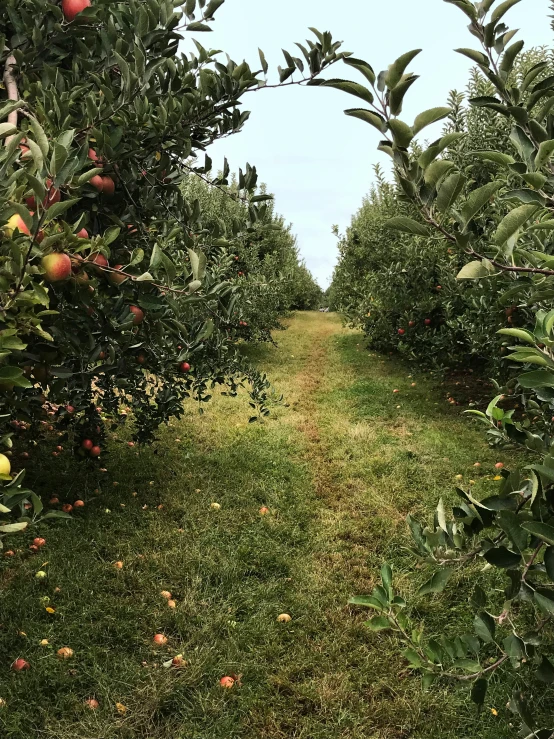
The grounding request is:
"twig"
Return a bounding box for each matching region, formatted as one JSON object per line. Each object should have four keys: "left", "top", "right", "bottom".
{"left": 3, "top": 53, "right": 19, "bottom": 145}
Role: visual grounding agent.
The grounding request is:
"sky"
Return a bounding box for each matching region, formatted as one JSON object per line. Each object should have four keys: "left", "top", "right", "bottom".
{"left": 195, "top": 0, "right": 553, "bottom": 287}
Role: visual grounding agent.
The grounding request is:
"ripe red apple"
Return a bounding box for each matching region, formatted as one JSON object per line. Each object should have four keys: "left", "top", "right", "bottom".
{"left": 398, "top": 328, "right": 405, "bottom": 336}
{"left": 49, "top": 497, "right": 59, "bottom": 504}
{"left": 4, "top": 550, "right": 15, "bottom": 557}
{"left": 137, "top": 353, "right": 146, "bottom": 365}
{"left": 74, "top": 500, "right": 85, "bottom": 508}
{"left": 41, "top": 253, "right": 72, "bottom": 282}
{"left": 26, "top": 179, "right": 60, "bottom": 210}
{"left": 101, "top": 176, "right": 115, "bottom": 196}
{"left": 33, "top": 537, "right": 46, "bottom": 547}
{"left": 219, "top": 676, "right": 235, "bottom": 689}
{"left": 259, "top": 506, "right": 269, "bottom": 515}
{"left": 62, "top": 503, "right": 73, "bottom": 513}
{"left": 88, "top": 148, "right": 102, "bottom": 166}
{"left": 82, "top": 439, "right": 93, "bottom": 450}
{"left": 179, "top": 362, "right": 191, "bottom": 373}
{"left": 424, "top": 318, "right": 431, "bottom": 326}
{"left": 85, "top": 698, "right": 99, "bottom": 710}
{"left": 88, "top": 252, "right": 108, "bottom": 271}
{"left": 11, "top": 659, "right": 30, "bottom": 672}
{"left": 129, "top": 305, "right": 144, "bottom": 325}
{"left": 495, "top": 462, "right": 504, "bottom": 470}
{"left": 3, "top": 214, "right": 30, "bottom": 238}
{"left": 66, "top": 405, "right": 75, "bottom": 414}
{"left": 76, "top": 228, "right": 89, "bottom": 239}
{"left": 108, "top": 265, "right": 127, "bottom": 285}
{"left": 408, "top": 321, "right": 415, "bottom": 328}
{"left": 153, "top": 634, "right": 167, "bottom": 646}
{"left": 90, "top": 445, "right": 101, "bottom": 457}
{"left": 62, "top": 0, "right": 91, "bottom": 22}
{"left": 90, "top": 174, "right": 104, "bottom": 192}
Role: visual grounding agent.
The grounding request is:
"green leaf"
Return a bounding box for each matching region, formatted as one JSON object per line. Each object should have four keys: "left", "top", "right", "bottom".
{"left": 187, "top": 21, "right": 212, "bottom": 31}
{"left": 402, "top": 647, "right": 423, "bottom": 668}
{"left": 457, "top": 260, "right": 492, "bottom": 280}
{"left": 460, "top": 182, "right": 502, "bottom": 228}
{"left": 497, "top": 510, "right": 528, "bottom": 552}
{"left": 385, "top": 216, "right": 429, "bottom": 236}
{"left": 385, "top": 49, "right": 421, "bottom": 90}
{"left": 348, "top": 595, "right": 385, "bottom": 611}
{"left": 502, "top": 189, "right": 545, "bottom": 205}
{"left": 436, "top": 172, "right": 466, "bottom": 212}
{"left": 510, "top": 690, "right": 535, "bottom": 730}
{"left": 472, "top": 150, "right": 515, "bottom": 166}
{"left": 343, "top": 57, "right": 376, "bottom": 85}
{"left": 0, "top": 122, "right": 17, "bottom": 139}
{"left": 494, "top": 204, "right": 539, "bottom": 245}
{"left": 497, "top": 327, "right": 536, "bottom": 344}
{"left": 474, "top": 611, "right": 495, "bottom": 643}
{"left": 417, "top": 568, "right": 453, "bottom": 596}
{"left": 381, "top": 563, "right": 393, "bottom": 596}
{"left": 424, "top": 159, "right": 454, "bottom": 186}
{"left": 344, "top": 108, "right": 387, "bottom": 133}
{"left": 470, "top": 678, "right": 488, "bottom": 706}
{"left": 389, "top": 74, "right": 419, "bottom": 116}
{"left": 258, "top": 48, "right": 268, "bottom": 75}
{"left": 537, "top": 656, "right": 554, "bottom": 683}
{"left": 388, "top": 119, "right": 413, "bottom": 148}
{"left": 544, "top": 546, "right": 554, "bottom": 580}
{"left": 491, "top": 0, "right": 522, "bottom": 24}
{"left": 521, "top": 521, "right": 554, "bottom": 546}
{"left": 484, "top": 546, "right": 522, "bottom": 568}
{"left": 535, "top": 139, "right": 554, "bottom": 170}
{"left": 517, "top": 370, "right": 554, "bottom": 389}
{"left": 455, "top": 48, "right": 490, "bottom": 65}
{"left": 204, "top": 0, "right": 225, "bottom": 17}
{"left": 43, "top": 199, "right": 80, "bottom": 224}
{"left": 28, "top": 117, "right": 49, "bottom": 158}
{"left": 365, "top": 616, "right": 391, "bottom": 631}
{"left": 534, "top": 589, "right": 554, "bottom": 615}
{"left": 320, "top": 79, "right": 374, "bottom": 105}
{"left": 413, "top": 107, "right": 451, "bottom": 135}
{"left": 0, "top": 521, "right": 28, "bottom": 533}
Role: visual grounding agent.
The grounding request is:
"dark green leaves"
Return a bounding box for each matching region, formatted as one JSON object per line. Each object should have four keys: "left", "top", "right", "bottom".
{"left": 412, "top": 107, "right": 451, "bottom": 135}
{"left": 494, "top": 204, "right": 539, "bottom": 245}
{"left": 460, "top": 182, "right": 502, "bottom": 228}
{"left": 344, "top": 109, "right": 387, "bottom": 133}
{"left": 385, "top": 217, "right": 430, "bottom": 236}
{"left": 483, "top": 546, "right": 522, "bottom": 568}
{"left": 470, "top": 678, "right": 488, "bottom": 706}
{"left": 491, "top": 0, "right": 522, "bottom": 24}
{"left": 521, "top": 521, "right": 554, "bottom": 546}
{"left": 320, "top": 79, "right": 374, "bottom": 105}
{"left": 343, "top": 57, "right": 376, "bottom": 85}
{"left": 474, "top": 611, "right": 495, "bottom": 642}
{"left": 417, "top": 568, "right": 453, "bottom": 596}
{"left": 385, "top": 49, "right": 421, "bottom": 90}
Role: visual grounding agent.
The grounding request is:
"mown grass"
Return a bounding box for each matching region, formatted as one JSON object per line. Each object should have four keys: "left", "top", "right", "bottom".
{"left": 0, "top": 312, "right": 527, "bottom": 738}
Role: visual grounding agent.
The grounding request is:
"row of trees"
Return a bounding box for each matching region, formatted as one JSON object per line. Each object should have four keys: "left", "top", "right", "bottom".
{"left": 0, "top": 0, "right": 328, "bottom": 545}
{"left": 327, "top": 1, "right": 554, "bottom": 735}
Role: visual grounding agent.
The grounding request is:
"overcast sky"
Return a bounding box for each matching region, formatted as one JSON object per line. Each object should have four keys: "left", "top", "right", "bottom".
{"left": 201, "top": 0, "right": 552, "bottom": 287}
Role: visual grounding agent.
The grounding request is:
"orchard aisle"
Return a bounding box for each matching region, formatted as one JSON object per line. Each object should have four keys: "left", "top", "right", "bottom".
{"left": 2, "top": 312, "right": 502, "bottom": 739}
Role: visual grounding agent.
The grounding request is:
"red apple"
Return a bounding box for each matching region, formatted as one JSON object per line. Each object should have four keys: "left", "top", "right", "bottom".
{"left": 62, "top": 0, "right": 91, "bottom": 22}
{"left": 137, "top": 353, "right": 146, "bottom": 365}
{"left": 11, "top": 659, "right": 30, "bottom": 672}
{"left": 66, "top": 405, "right": 75, "bottom": 414}
{"left": 74, "top": 500, "right": 85, "bottom": 508}
{"left": 179, "top": 362, "right": 191, "bottom": 373}
{"left": 101, "top": 176, "right": 115, "bottom": 196}
{"left": 398, "top": 328, "right": 405, "bottom": 336}
{"left": 129, "top": 306, "right": 144, "bottom": 325}
{"left": 88, "top": 148, "right": 102, "bottom": 166}
{"left": 88, "top": 252, "right": 108, "bottom": 271}
{"left": 62, "top": 503, "right": 73, "bottom": 513}
{"left": 495, "top": 462, "right": 504, "bottom": 470}
{"left": 26, "top": 179, "right": 60, "bottom": 210}
{"left": 219, "top": 676, "right": 235, "bottom": 689}
{"left": 85, "top": 698, "right": 99, "bottom": 710}
{"left": 90, "top": 174, "right": 104, "bottom": 192}
{"left": 90, "top": 446, "right": 101, "bottom": 457}
{"left": 3, "top": 214, "right": 30, "bottom": 238}
{"left": 76, "top": 228, "right": 89, "bottom": 239}
{"left": 33, "top": 537, "right": 46, "bottom": 547}
{"left": 82, "top": 439, "right": 93, "bottom": 450}
{"left": 424, "top": 318, "right": 431, "bottom": 326}
{"left": 153, "top": 634, "right": 167, "bottom": 646}
{"left": 41, "top": 253, "right": 72, "bottom": 282}
{"left": 408, "top": 321, "right": 415, "bottom": 328}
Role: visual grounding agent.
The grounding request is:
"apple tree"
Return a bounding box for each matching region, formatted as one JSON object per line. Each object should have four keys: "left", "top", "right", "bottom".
{"left": 0, "top": 0, "right": 347, "bottom": 542}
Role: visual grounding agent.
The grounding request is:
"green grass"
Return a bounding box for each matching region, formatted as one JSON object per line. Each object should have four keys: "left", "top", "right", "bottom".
{"left": 0, "top": 312, "right": 522, "bottom": 738}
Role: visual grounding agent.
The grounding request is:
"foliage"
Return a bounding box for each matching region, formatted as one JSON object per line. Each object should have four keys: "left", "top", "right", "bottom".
{"left": 328, "top": 0, "right": 554, "bottom": 735}
{"left": 0, "top": 0, "right": 341, "bottom": 543}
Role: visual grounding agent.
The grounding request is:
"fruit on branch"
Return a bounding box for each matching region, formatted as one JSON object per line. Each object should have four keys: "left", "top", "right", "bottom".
{"left": 26, "top": 179, "right": 60, "bottom": 210}
{"left": 0, "top": 453, "right": 11, "bottom": 475}
{"left": 108, "top": 265, "right": 127, "bottom": 286}
{"left": 76, "top": 228, "right": 89, "bottom": 239}
{"left": 398, "top": 328, "right": 405, "bottom": 336}
{"left": 101, "top": 176, "right": 115, "bottom": 196}
{"left": 90, "top": 445, "right": 101, "bottom": 457}
{"left": 179, "top": 362, "right": 190, "bottom": 373}
{"left": 81, "top": 439, "right": 93, "bottom": 451}
{"left": 129, "top": 306, "right": 144, "bottom": 325}
{"left": 61, "top": 0, "right": 91, "bottom": 22}
{"left": 88, "top": 252, "right": 108, "bottom": 271}
{"left": 90, "top": 175, "right": 104, "bottom": 192}
{"left": 41, "top": 253, "right": 72, "bottom": 282}
{"left": 3, "top": 214, "right": 30, "bottom": 237}
{"left": 87, "top": 148, "right": 102, "bottom": 166}
{"left": 136, "top": 353, "right": 146, "bottom": 365}
{"left": 424, "top": 318, "right": 431, "bottom": 326}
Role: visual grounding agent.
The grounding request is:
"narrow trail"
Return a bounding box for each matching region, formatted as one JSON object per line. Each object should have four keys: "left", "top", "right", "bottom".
{"left": 2, "top": 312, "right": 504, "bottom": 739}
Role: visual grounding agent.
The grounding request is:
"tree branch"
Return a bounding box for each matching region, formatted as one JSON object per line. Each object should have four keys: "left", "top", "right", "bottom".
{"left": 3, "top": 53, "right": 19, "bottom": 145}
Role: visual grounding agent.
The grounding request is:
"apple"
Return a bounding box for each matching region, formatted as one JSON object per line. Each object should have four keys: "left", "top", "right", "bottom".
{"left": 137, "top": 353, "right": 146, "bottom": 365}
{"left": 26, "top": 179, "right": 60, "bottom": 210}
{"left": 90, "top": 174, "right": 104, "bottom": 192}
{"left": 20, "top": 452, "right": 30, "bottom": 459}
{"left": 127, "top": 441, "right": 135, "bottom": 447}
{"left": 76, "top": 228, "right": 89, "bottom": 239}
{"left": 11, "top": 658, "right": 30, "bottom": 671}
{"left": 171, "top": 654, "right": 184, "bottom": 666}
{"left": 35, "top": 570, "right": 47, "bottom": 580}
{"left": 167, "top": 600, "right": 176, "bottom": 609}
{"left": 90, "top": 445, "right": 101, "bottom": 457}
{"left": 49, "top": 497, "right": 59, "bottom": 504}
{"left": 85, "top": 698, "right": 99, "bottom": 710}
{"left": 82, "top": 439, "right": 93, "bottom": 450}
{"left": 160, "top": 590, "right": 172, "bottom": 599}
{"left": 3, "top": 214, "right": 30, "bottom": 238}
{"left": 56, "top": 647, "right": 74, "bottom": 660}
{"left": 4, "top": 550, "right": 15, "bottom": 557}
{"left": 42, "top": 253, "right": 72, "bottom": 282}
{"left": 108, "top": 265, "right": 127, "bottom": 285}
{"left": 219, "top": 676, "right": 235, "bottom": 689}
{"left": 179, "top": 362, "right": 191, "bottom": 373}
{"left": 495, "top": 462, "right": 504, "bottom": 469}
{"left": 277, "top": 613, "right": 292, "bottom": 623}
{"left": 424, "top": 318, "right": 431, "bottom": 326}
{"left": 88, "top": 252, "right": 108, "bottom": 271}
{"left": 398, "top": 328, "right": 405, "bottom": 336}
{"left": 129, "top": 305, "right": 144, "bottom": 325}
{"left": 101, "top": 176, "right": 115, "bottom": 196}
{"left": 0, "top": 453, "right": 11, "bottom": 476}
{"left": 62, "top": 0, "right": 91, "bottom": 21}
{"left": 259, "top": 506, "right": 269, "bottom": 515}
{"left": 74, "top": 500, "right": 85, "bottom": 508}
{"left": 33, "top": 538, "right": 46, "bottom": 547}
{"left": 393, "top": 389, "right": 399, "bottom": 394}
{"left": 88, "top": 148, "right": 102, "bottom": 166}
{"left": 62, "top": 503, "right": 73, "bottom": 513}
{"left": 408, "top": 321, "right": 415, "bottom": 328}
{"left": 114, "top": 561, "right": 124, "bottom": 569}
{"left": 153, "top": 634, "right": 168, "bottom": 646}
{"left": 66, "top": 405, "right": 75, "bottom": 414}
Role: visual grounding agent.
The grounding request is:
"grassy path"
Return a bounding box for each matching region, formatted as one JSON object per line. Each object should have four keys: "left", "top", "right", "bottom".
{"left": 1, "top": 312, "right": 506, "bottom": 738}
